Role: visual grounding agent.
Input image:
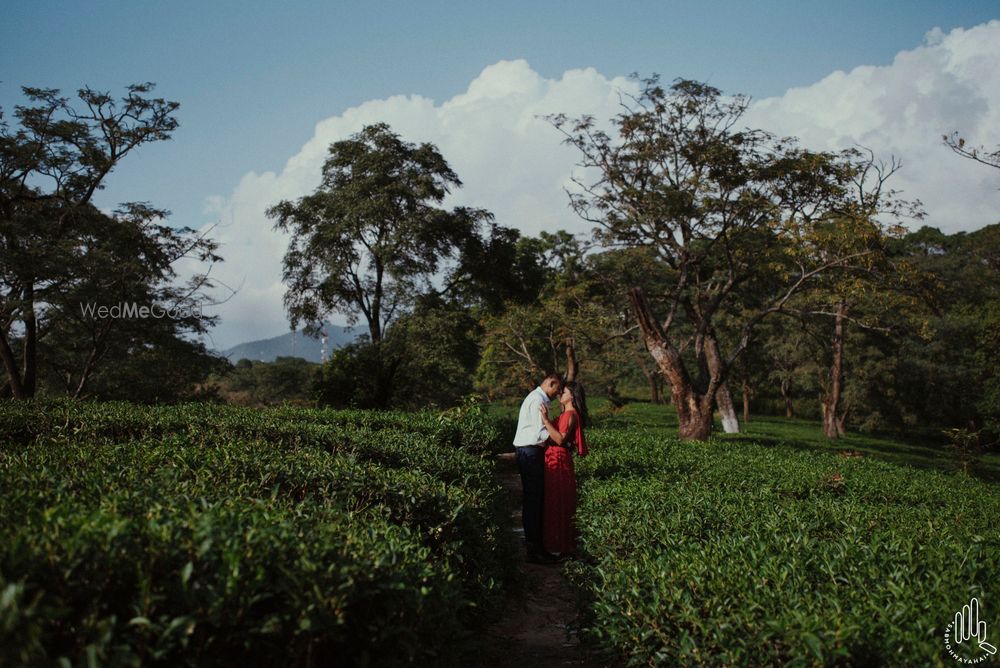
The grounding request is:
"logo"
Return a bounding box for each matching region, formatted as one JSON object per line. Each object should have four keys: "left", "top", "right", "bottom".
{"left": 944, "top": 597, "right": 997, "bottom": 664}
{"left": 79, "top": 301, "right": 205, "bottom": 320}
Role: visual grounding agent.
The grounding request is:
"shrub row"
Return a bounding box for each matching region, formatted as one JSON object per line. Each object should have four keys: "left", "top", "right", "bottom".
{"left": 568, "top": 430, "right": 1000, "bottom": 666}
{"left": 0, "top": 401, "right": 516, "bottom": 666}
{"left": 0, "top": 399, "right": 511, "bottom": 456}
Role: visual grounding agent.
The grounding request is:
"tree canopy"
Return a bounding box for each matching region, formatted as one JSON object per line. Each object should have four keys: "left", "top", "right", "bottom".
{"left": 1, "top": 83, "right": 221, "bottom": 399}
{"left": 267, "top": 122, "right": 491, "bottom": 342}
{"left": 550, "top": 76, "right": 915, "bottom": 439}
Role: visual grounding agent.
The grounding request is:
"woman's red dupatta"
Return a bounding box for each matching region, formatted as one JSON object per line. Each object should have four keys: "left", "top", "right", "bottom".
{"left": 574, "top": 418, "right": 588, "bottom": 457}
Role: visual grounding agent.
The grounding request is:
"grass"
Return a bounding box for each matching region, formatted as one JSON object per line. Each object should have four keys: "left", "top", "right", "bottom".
{"left": 574, "top": 398, "right": 1000, "bottom": 483}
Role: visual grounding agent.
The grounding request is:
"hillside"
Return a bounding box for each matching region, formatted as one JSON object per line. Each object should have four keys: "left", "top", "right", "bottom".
{"left": 221, "top": 324, "right": 358, "bottom": 363}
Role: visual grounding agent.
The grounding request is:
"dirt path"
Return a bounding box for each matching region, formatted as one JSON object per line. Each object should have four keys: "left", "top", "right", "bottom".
{"left": 472, "top": 452, "right": 606, "bottom": 668}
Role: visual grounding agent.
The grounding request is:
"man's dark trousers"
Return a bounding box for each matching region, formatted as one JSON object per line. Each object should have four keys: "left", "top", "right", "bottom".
{"left": 515, "top": 444, "right": 545, "bottom": 555}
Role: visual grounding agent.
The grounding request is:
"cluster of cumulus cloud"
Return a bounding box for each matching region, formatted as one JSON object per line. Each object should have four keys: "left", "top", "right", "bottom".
{"left": 201, "top": 21, "right": 1000, "bottom": 349}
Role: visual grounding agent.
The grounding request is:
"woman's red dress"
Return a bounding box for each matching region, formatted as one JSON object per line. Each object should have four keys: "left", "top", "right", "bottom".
{"left": 543, "top": 410, "right": 586, "bottom": 554}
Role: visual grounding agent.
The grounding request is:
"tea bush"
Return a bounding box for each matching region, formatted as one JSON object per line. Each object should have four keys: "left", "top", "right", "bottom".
{"left": 0, "top": 400, "right": 515, "bottom": 666}
{"left": 0, "top": 399, "right": 510, "bottom": 457}
{"left": 569, "top": 429, "right": 1000, "bottom": 666}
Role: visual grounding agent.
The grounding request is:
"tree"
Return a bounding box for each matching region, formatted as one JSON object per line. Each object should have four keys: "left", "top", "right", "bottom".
{"left": 943, "top": 132, "right": 1000, "bottom": 171}
{"left": 942, "top": 132, "right": 1000, "bottom": 444}
{"left": 72, "top": 335, "right": 228, "bottom": 404}
{"left": 476, "top": 282, "right": 625, "bottom": 397}
{"left": 443, "top": 222, "right": 549, "bottom": 313}
{"left": 475, "top": 242, "right": 644, "bottom": 400}
{"left": 779, "top": 209, "right": 924, "bottom": 438}
{"left": 310, "top": 295, "right": 479, "bottom": 409}
{"left": 312, "top": 340, "right": 398, "bottom": 408}
{"left": 891, "top": 225, "right": 1000, "bottom": 446}
{"left": 268, "top": 123, "right": 491, "bottom": 343}
{"left": 210, "top": 356, "right": 318, "bottom": 406}
{"left": 35, "top": 203, "right": 221, "bottom": 398}
{"left": 551, "top": 76, "right": 910, "bottom": 440}
{"left": 382, "top": 296, "right": 480, "bottom": 408}
{"left": 745, "top": 224, "right": 1000, "bottom": 444}
{"left": 585, "top": 245, "right": 674, "bottom": 402}
{"left": 1, "top": 83, "right": 219, "bottom": 399}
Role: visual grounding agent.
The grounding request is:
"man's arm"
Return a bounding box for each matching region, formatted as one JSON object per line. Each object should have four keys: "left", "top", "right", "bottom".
{"left": 534, "top": 396, "right": 549, "bottom": 444}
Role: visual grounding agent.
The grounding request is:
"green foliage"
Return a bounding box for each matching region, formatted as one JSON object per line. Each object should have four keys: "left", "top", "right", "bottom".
{"left": 445, "top": 223, "right": 549, "bottom": 312}
{"left": 566, "top": 418, "right": 1000, "bottom": 665}
{"left": 548, "top": 75, "right": 915, "bottom": 439}
{"left": 475, "top": 245, "right": 654, "bottom": 400}
{"left": 75, "top": 336, "right": 230, "bottom": 404}
{"left": 267, "top": 122, "right": 490, "bottom": 343}
{"left": 974, "top": 299, "right": 1000, "bottom": 436}
{"left": 381, "top": 299, "right": 480, "bottom": 408}
{"left": 579, "top": 400, "right": 1000, "bottom": 480}
{"left": 312, "top": 339, "right": 394, "bottom": 408}
{"left": 210, "top": 356, "right": 319, "bottom": 406}
{"left": 1, "top": 83, "right": 222, "bottom": 400}
{"left": 727, "top": 223, "right": 1000, "bottom": 447}
{"left": 0, "top": 400, "right": 516, "bottom": 666}
{"left": 882, "top": 225, "right": 1000, "bottom": 443}
{"left": 312, "top": 299, "right": 481, "bottom": 409}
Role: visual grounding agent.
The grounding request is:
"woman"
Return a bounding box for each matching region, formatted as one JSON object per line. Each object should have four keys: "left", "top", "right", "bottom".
{"left": 539, "top": 381, "right": 589, "bottom": 557}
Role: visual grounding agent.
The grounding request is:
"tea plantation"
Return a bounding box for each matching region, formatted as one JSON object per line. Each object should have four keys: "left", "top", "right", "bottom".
{"left": 0, "top": 400, "right": 516, "bottom": 666}
{"left": 2, "top": 399, "right": 998, "bottom": 666}
{"left": 567, "top": 404, "right": 1000, "bottom": 666}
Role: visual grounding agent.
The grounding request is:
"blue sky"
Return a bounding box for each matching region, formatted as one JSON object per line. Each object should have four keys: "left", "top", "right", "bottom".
{"left": 3, "top": 1, "right": 996, "bottom": 230}
{"left": 3, "top": 2, "right": 999, "bottom": 348}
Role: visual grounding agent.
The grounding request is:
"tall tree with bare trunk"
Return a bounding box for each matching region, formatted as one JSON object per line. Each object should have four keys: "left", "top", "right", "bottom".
{"left": 1, "top": 83, "right": 219, "bottom": 399}
{"left": 551, "top": 76, "right": 912, "bottom": 440}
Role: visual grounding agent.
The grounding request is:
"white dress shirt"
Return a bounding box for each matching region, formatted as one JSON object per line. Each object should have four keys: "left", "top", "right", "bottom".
{"left": 513, "top": 386, "right": 551, "bottom": 447}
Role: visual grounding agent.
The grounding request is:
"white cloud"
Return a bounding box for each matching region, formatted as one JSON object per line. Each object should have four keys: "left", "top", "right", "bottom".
{"left": 745, "top": 21, "right": 1000, "bottom": 231}
{"left": 199, "top": 61, "right": 636, "bottom": 349}
{"left": 199, "top": 24, "right": 1000, "bottom": 349}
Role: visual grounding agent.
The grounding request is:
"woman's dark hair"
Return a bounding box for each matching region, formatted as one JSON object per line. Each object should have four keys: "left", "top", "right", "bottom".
{"left": 563, "top": 381, "right": 589, "bottom": 428}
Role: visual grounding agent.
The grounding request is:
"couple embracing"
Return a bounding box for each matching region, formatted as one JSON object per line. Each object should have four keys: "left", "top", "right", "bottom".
{"left": 513, "top": 373, "right": 589, "bottom": 564}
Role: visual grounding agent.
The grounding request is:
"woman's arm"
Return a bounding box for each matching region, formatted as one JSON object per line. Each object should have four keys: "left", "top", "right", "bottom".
{"left": 540, "top": 405, "right": 563, "bottom": 445}
{"left": 540, "top": 407, "right": 576, "bottom": 446}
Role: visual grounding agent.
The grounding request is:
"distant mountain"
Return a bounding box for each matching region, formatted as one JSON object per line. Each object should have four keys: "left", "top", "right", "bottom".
{"left": 222, "top": 324, "right": 360, "bottom": 364}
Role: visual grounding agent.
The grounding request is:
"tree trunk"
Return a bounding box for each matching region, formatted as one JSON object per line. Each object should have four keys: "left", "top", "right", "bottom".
{"left": 606, "top": 382, "right": 624, "bottom": 408}
{"left": 835, "top": 413, "right": 847, "bottom": 437}
{"left": 821, "top": 301, "right": 846, "bottom": 439}
{"left": 0, "top": 330, "right": 27, "bottom": 399}
{"left": 675, "top": 388, "right": 714, "bottom": 440}
{"left": 715, "top": 381, "right": 740, "bottom": 433}
{"left": 564, "top": 338, "right": 578, "bottom": 382}
{"left": 368, "top": 319, "right": 381, "bottom": 343}
{"left": 741, "top": 377, "right": 751, "bottom": 424}
{"left": 629, "top": 287, "right": 714, "bottom": 440}
{"left": 369, "top": 260, "right": 384, "bottom": 343}
{"left": 72, "top": 348, "right": 101, "bottom": 399}
{"left": 705, "top": 334, "right": 739, "bottom": 433}
{"left": 780, "top": 379, "right": 794, "bottom": 417}
{"left": 836, "top": 405, "right": 849, "bottom": 437}
{"left": 21, "top": 284, "right": 37, "bottom": 396}
{"left": 633, "top": 351, "right": 662, "bottom": 404}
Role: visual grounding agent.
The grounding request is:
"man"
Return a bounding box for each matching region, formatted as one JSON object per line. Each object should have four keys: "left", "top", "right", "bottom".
{"left": 513, "top": 373, "right": 562, "bottom": 563}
